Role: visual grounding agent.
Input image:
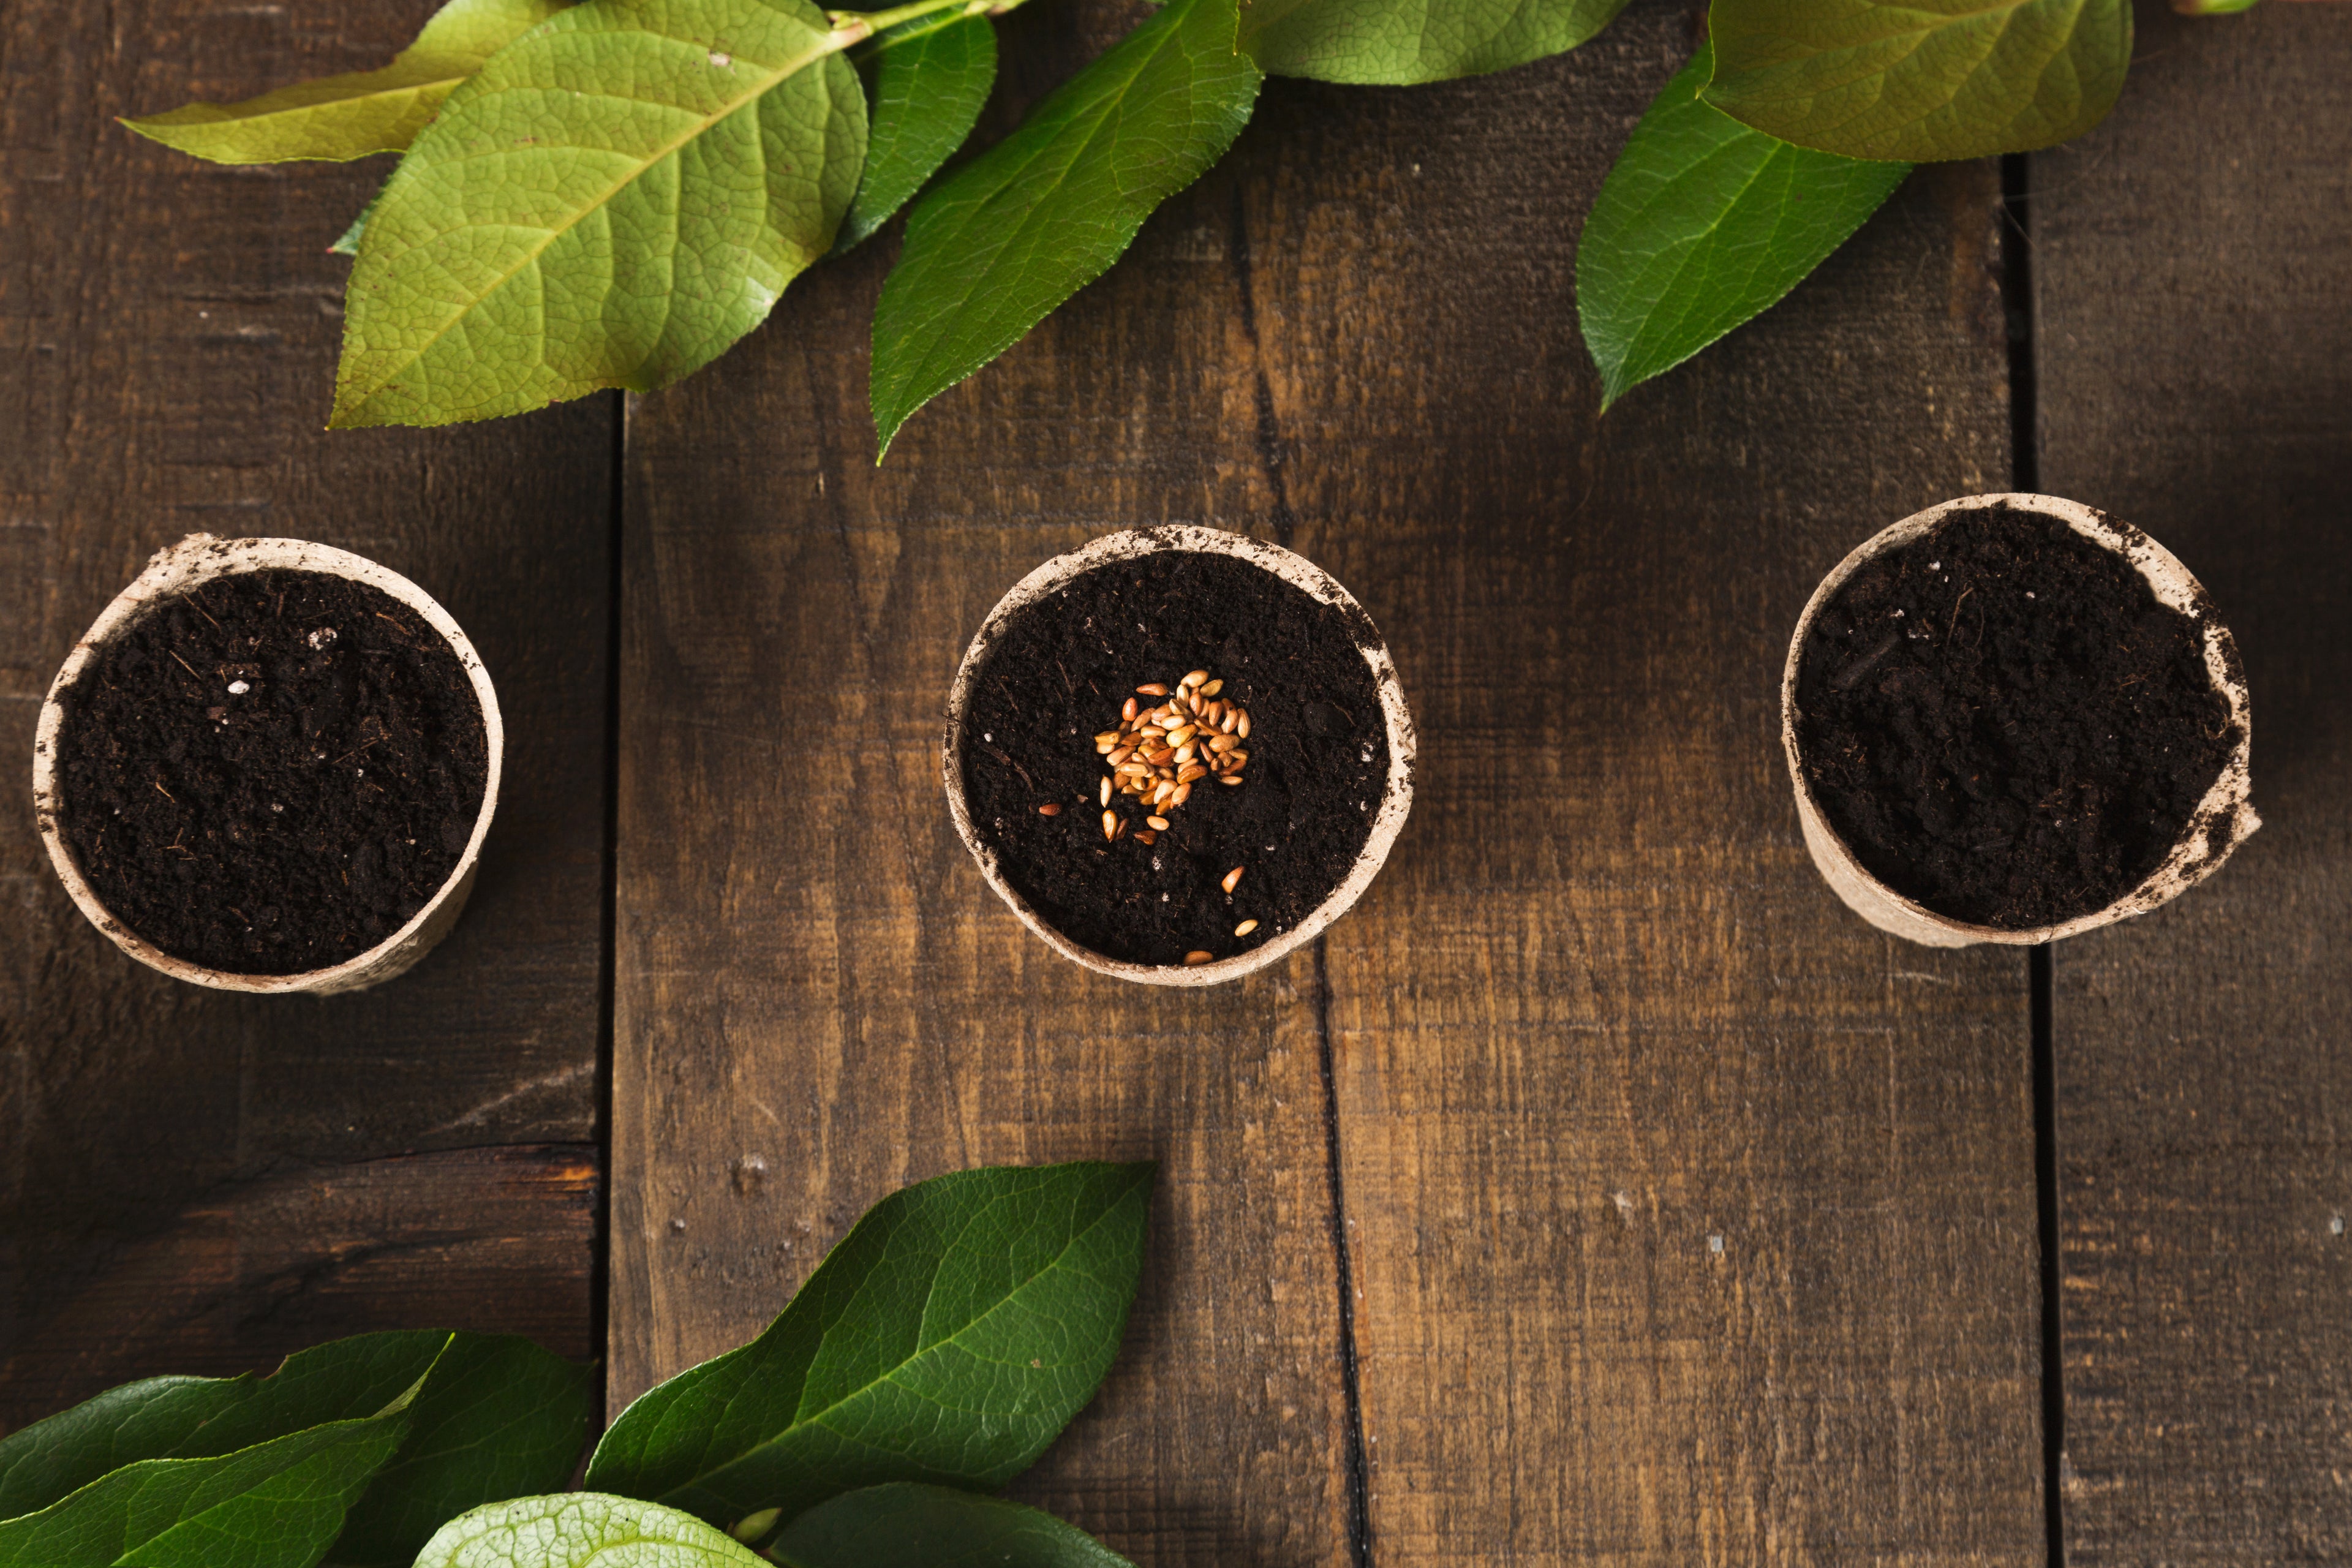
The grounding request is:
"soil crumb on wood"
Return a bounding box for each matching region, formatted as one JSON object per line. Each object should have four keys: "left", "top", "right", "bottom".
{"left": 1795, "top": 504, "right": 2237, "bottom": 929}
{"left": 959, "top": 546, "right": 1390, "bottom": 967}
{"left": 53, "top": 570, "right": 489, "bottom": 973}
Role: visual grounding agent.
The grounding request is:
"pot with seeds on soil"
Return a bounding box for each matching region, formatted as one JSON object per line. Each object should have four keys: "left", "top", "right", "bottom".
{"left": 32, "top": 533, "right": 502, "bottom": 993}
{"left": 1782, "top": 493, "right": 2258, "bottom": 948}
{"left": 944, "top": 526, "right": 1415, "bottom": 985}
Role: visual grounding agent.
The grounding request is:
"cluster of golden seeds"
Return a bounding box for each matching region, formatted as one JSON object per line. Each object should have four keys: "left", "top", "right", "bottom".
{"left": 1088, "top": 668, "right": 1252, "bottom": 845}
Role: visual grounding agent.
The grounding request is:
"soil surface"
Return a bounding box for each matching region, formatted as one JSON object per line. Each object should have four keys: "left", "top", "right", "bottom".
{"left": 1794, "top": 505, "right": 2238, "bottom": 929}
{"left": 50, "top": 569, "right": 489, "bottom": 973}
{"left": 959, "top": 544, "right": 1394, "bottom": 966}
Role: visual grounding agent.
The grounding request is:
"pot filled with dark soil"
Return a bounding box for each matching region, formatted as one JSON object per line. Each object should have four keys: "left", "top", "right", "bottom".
{"left": 945, "top": 526, "right": 1415, "bottom": 984}
{"left": 33, "top": 533, "right": 502, "bottom": 992}
{"left": 1783, "top": 493, "right": 2256, "bottom": 947}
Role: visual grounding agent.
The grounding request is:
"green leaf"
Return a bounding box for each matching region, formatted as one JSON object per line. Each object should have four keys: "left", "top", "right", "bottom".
{"left": 413, "top": 1494, "right": 766, "bottom": 1568}
{"left": 1701, "top": 0, "right": 2132, "bottom": 160}
{"left": 1577, "top": 42, "right": 1910, "bottom": 409}
{"left": 329, "top": 0, "right": 869, "bottom": 430}
{"left": 1235, "top": 0, "right": 1628, "bottom": 84}
{"left": 772, "top": 1483, "right": 1134, "bottom": 1568}
{"left": 0, "top": 1331, "right": 589, "bottom": 1568}
{"left": 869, "top": 0, "right": 1260, "bottom": 456}
{"left": 121, "top": 0, "right": 570, "bottom": 164}
{"left": 0, "top": 1366, "right": 427, "bottom": 1568}
{"left": 833, "top": 16, "right": 998, "bottom": 255}
{"left": 324, "top": 1336, "right": 593, "bottom": 1568}
{"left": 586, "top": 1163, "right": 1154, "bottom": 1536}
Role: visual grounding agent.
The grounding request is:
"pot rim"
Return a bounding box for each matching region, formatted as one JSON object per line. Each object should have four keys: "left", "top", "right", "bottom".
{"left": 31, "top": 533, "right": 504, "bottom": 993}
{"left": 1780, "top": 492, "right": 2258, "bottom": 948}
{"left": 942, "top": 525, "right": 1417, "bottom": 986}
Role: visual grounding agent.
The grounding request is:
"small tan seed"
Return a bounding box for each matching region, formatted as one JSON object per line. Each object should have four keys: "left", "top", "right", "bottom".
{"left": 1152, "top": 781, "right": 1176, "bottom": 806}
{"left": 1109, "top": 747, "right": 1134, "bottom": 766}
{"left": 1200, "top": 679, "right": 1224, "bottom": 696}
{"left": 1208, "top": 734, "right": 1238, "bottom": 753}
{"left": 1121, "top": 698, "right": 1139, "bottom": 722}
{"left": 1177, "top": 764, "right": 1208, "bottom": 785}
{"left": 1137, "top": 683, "right": 1169, "bottom": 695}
{"left": 1100, "top": 777, "right": 1112, "bottom": 807}
{"left": 1145, "top": 747, "right": 1175, "bottom": 765}
{"left": 1171, "top": 783, "right": 1192, "bottom": 806}
{"left": 1102, "top": 811, "right": 1120, "bottom": 840}
{"left": 1226, "top": 750, "right": 1248, "bottom": 766}
{"left": 1222, "top": 865, "right": 1244, "bottom": 894}
{"left": 1096, "top": 742, "right": 1116, "bottom": 755}
{"left": 1218, "top": 774, "right": 1245, "bottom": 786}
{"left": 1038, "top": 802, "right": 1061, "bottom": 816}
{"left": 1174, "top": 743, "right": 1198, "bottom": 765}
{"left": 1220, "top": 710, "right": 1238, "bottom": 733}
{"left": 1181, "top": 669, "right": 1210, "bottom": 688}
{"left": 1183, "top": 950, "right": 1214, "bottom": 965}
{"left": 1235, "top": 710, "right": 1251, "bottom": 738}
{"left": 1133, "top": 829, "right": 1156, "bottom": 845}
{"left": 1167, "top": 725, "right": 1196, "bottom": 745}
{"left": 1147, "top": 815, "right": 1170, "bottom": 831}
{"left": 1234, "top": 919, "right": 1259, "bottom": 937}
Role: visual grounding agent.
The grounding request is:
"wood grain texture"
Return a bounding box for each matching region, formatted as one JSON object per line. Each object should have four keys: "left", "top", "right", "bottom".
{"left": 0, "top": 0, "right": 610, "bottom": 1427}
{"left": 2032, "top": 7, "right": 2352, "bottom": 1560}
{"left": 614, "top": 0, "right": 2045, "bottom": 1562}
{"left": 608, "top": 5, "right": 1356, "bottom": 1562}
{"left": 1248, "top": 14, "right": 2047, "bottom": 1562}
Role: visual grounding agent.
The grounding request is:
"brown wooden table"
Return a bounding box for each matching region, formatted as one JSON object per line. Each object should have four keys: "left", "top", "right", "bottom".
{"left": 4, "top": 0, "right": 2346, "bottom": 1561}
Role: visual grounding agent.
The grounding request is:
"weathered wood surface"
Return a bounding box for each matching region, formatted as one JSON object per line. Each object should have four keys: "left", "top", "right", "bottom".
{"left": 0, "top": 0, "right": 608, "bottom": 1427}
{"left": 2033, "top": 6, "right": 2352, "bottom": 1561}
{"left": 614, "top": 1, "right": 2044, "bottom": 1562}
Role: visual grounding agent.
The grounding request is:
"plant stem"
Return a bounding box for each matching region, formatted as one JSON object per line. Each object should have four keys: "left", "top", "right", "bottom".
{"left": 828, "top": 0, "right": 1030, "bottom": 41}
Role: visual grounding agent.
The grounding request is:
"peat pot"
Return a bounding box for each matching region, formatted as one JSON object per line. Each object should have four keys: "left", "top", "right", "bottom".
{"left": 944, "top": 526, "right": 1415, "bottom": 986}
{"left": 33, "top": 533, "right": 503, "bottom": 993}
{"left": 1782, "top": 492, "right": 2257, "bottom": 948}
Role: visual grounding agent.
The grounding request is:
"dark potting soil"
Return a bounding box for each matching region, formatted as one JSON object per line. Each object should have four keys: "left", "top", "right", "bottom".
{"left": 1793, "top": 505, "right": 2239, "bottom": 929}
{"left": 49, "top": 569, "right": 489, "bottom": 973}
{"left": 959, "top": 543, "right": 1395, "bottom": 967}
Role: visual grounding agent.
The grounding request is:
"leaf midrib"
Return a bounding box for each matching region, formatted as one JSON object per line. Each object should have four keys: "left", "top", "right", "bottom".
{"left": 663, "top": 1180, "right": 1140, "bottom": 1505}
{"left": 342, "top": 21, "right": 844, "bottom": 409}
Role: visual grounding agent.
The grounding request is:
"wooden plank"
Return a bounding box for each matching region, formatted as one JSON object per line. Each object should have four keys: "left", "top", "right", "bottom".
{"left": 0, "top": 0, "right": 611, "bottom": 1428}
{"left": 608, "top": 6, "right": 1356, "bottom": 1562}
{"left": 2031, "top": 6, "right": 2352, "bottom": 1560}
{"left": 1253, "top": 14, "right": 2046, "bottom": 1562}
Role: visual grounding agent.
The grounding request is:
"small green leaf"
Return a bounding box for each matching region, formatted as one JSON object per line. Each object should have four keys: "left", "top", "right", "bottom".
{"left": 833, "top": 16, "right": 998, "bottom": 255}
{"left": 869, "top": 0, "right": 1260, "bottom": 456}
{"left": 1702, "top": 0, "right": 2132, "bottom": 160}
{"left": 1236, "top": 0, "right": 1628, "bottom": 84}
{"left": 413, "top": 1494, "right": 766, "bottom": 1568}
{"left": 772, "top": 1484, "right": 1134, "bottom": 1568}
{"left": 1578, "top": 42, "right": 1910, "bottom": 409}
{"left": 0, "top": 1368, "right": 426, "bottom": 1568}
{"left": 324, "top": 1336, "right": 593, "bottom": 1568}
{"left": 121, "top": 0, "right": 570, "bottom": 164}
{"left": 330, "top": 0, "right": 869, "bottom": 430}
{"left": 585, "top": 1163, "right": 1154, "bottom": 1534}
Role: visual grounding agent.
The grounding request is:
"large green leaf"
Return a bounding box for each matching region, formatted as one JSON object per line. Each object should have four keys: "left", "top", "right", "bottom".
{"left": 122, "top": 0, "right": 570, "bottom": 164}
{"left": 772, "top": 1484, "right": 1133, "bottom": 1568}
{"left": 329, "top": 0, "right": 869, "bottom": 429}
{"left": 413, "top": 1495, "right": 766, "bottom": 1568}
{"left": 585, "top": 1163, "right": 1154, "bottom": 1536}
{"left": 0, "top": 1371, "right": 424, "bottom": 1568}
{"left": 0, "top": 1330, "right": 589, "bottom": 1568}
{"left": 1701, "top": 0, "right": 2132, "bottom": 160}
{"left": 325, "top": 1335, "right": 593, "bottom": 1568}
{"left": 1578, "top": 42, "right": 1910, "bottom": 409}
{"left": 834, "top": 16, "right": 998, "bottom": 254}
{"left": 869, "top": 0, "right": 1261, "bottom": 456}
{"left": 1235, "top": 0, "right": 1628, "bottom": 84}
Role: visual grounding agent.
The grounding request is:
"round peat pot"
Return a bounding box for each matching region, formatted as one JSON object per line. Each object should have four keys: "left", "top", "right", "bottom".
{"left": 32, "top": 533, "right": 503, "bottom": 993}
{"left": 1782, "top": 493, "right": 2257, "bottom": 948}
{"left": 944, "top": 526, "right": 1415, "bottom": 986}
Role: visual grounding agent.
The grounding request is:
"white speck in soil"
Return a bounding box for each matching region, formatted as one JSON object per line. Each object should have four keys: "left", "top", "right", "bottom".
{"left": 984, "top": 733, "right": 991, "bottom": 742}
{"left": 1708, "top": 1234, "right": 1725, "bottom": 1254}
{"left": 2334, "top": 1213, "right": 2346, "bottom": 1237}
{"left": 227, "top": 679, "right": 249, "bottom": 694}
{"left": 2026, "top": 590, "right": 2037, "bottom": 598}
{"left": 270, "top": 802, "right": 283, "bottom": 812}
{"left": 1891, "top": 608, "right": 1905, "bottom": 617}
{"left": 669, "top": 1217, "right": 687, "bottom": 1233}
{"left": 307, "top": 627, "right": 337, "bottom": 649}
{"left": 1929, "top": 561, "right": 1940, "bottom": 570}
